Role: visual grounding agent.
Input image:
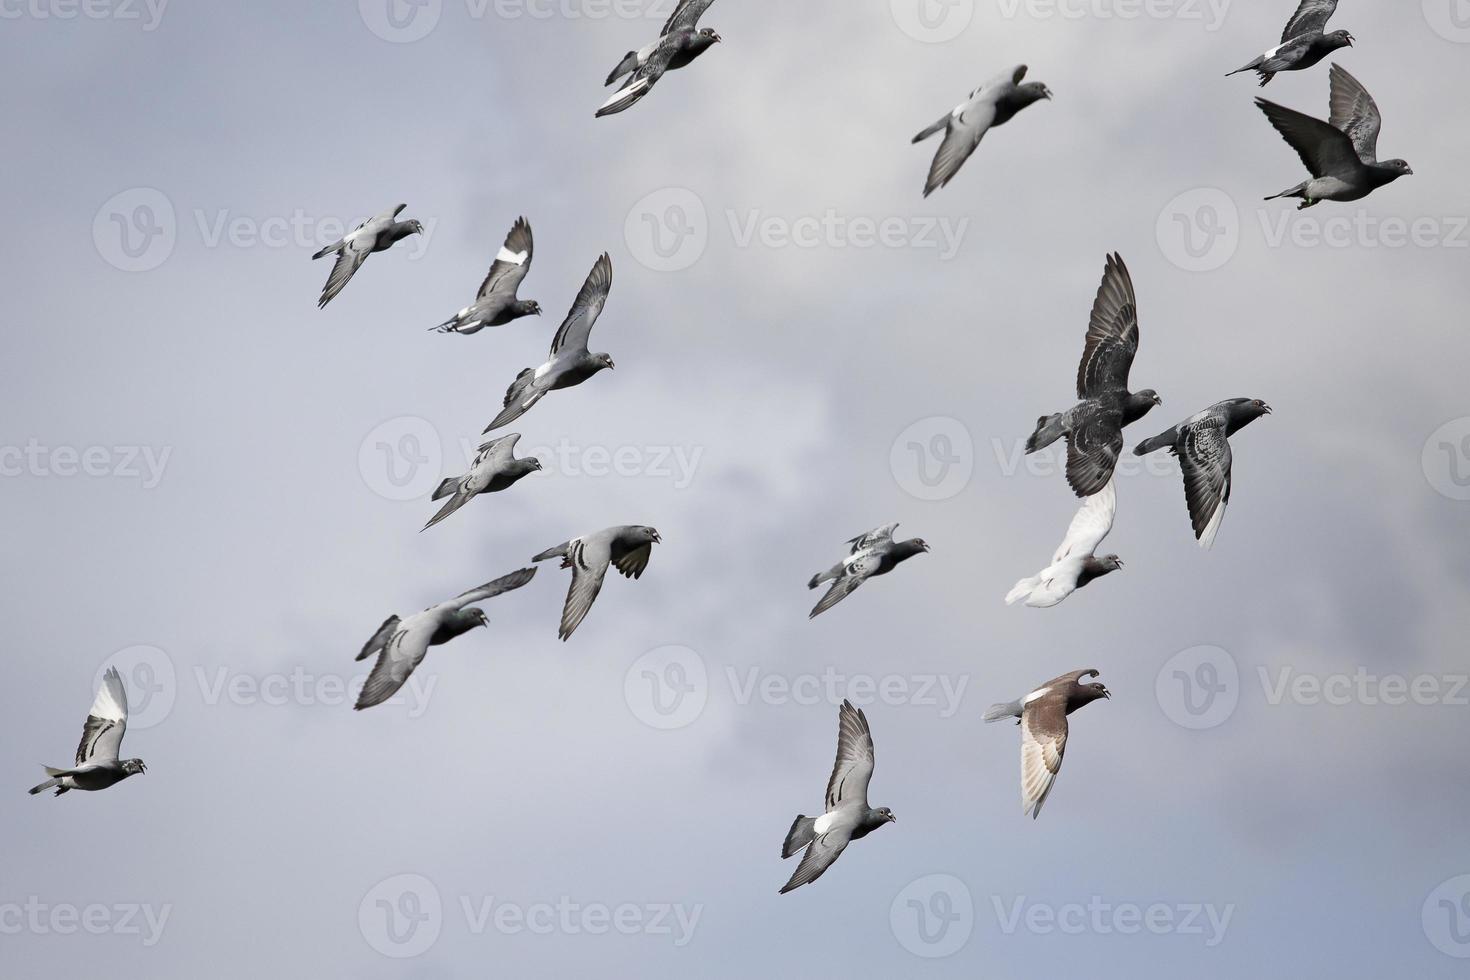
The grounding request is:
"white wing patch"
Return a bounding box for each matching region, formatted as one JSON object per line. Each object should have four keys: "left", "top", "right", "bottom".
{"left": 1199, "top": 475, "right": 1230, "bottom": 550}
{"left": 813, "top": 811, "right": 837, "bottom": 834}
{"left": 90, "top": 668, "right": 128, "bottom": 722}
{"left": 495, "top": 247, "right": 528, "bottom": 266}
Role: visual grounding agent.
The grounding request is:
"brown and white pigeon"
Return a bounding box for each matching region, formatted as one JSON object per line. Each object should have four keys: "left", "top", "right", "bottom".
{"left": 983, "top": 669, "right": 1111, "bottom": 820}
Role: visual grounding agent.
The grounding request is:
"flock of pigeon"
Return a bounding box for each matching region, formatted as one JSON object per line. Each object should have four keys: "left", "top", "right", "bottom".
{"left": 30, "top": 0, "right": 1414, "bottom": 900}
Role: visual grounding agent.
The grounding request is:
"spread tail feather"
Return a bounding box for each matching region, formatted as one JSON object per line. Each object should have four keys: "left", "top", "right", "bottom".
{"left": 782, "top": 815, "right": 816, "bottom": 859}
{"left": 1005, "top": 576, "right": 1041, "bottom": 606}
{"left": 983, "top": 700, "right": 1023, "bottom": 723}
{"left": 606, "top": 51, "right": 638, "bottom": 86}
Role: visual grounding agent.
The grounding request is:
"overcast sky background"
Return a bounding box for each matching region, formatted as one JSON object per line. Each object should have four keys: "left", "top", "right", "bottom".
{"left": 3, "top": 1, "right": 1470, "bottom": 976}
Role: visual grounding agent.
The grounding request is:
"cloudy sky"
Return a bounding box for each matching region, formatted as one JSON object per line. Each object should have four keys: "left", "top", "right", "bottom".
{"left": 3, "top": 0, "right": 1470, "bottom": 976}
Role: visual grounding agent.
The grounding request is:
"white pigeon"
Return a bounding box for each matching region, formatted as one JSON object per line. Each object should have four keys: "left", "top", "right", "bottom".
{"left": 1005, "top": 480, "right": 1122, "bottom": 608}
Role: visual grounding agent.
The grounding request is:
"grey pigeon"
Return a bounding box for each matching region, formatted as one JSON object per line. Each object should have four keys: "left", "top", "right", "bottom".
{"left": 983, "top": 669, "right": 1110, "bottom": 820}
{"left": 911, "top": 64, "right": 1051, "bottom": 198}
{"left": 1227, "top": 0, "right": 1353, "bottom": 87}
{"left": 354, "top": 568, "right": 536, "bottom": 711}
{"left": 29, "top": 667, "right": 147, "bottom": 797}
{"left": 312, "top": 203, "right": 423, "bottom": 309}
{"left": 808, "top": 524, "right": 930, "bottom": 619}
{"left": 484, "top": 253, "right": 615, "bottom": 433}
{"left": 598, "top": 0, "right": 721, "bottom": 117}
{"left": 1133, "top": 398, "right": 1272, "bottom": 549}
{"left": 533, "top": 526, "right": 661, "bottom": 641}
{"left": 1258, "top": 64, "right": 1413, "bottom": 209}
{"left": 422, "top": 433, "right": 542, "bottom": 532}
{"left": 779, "top": 700, "right": 896, "bottom": 894}
{"left": 431, "top": 217, "right": 541, "bottom": 334}
{"left": 1025, "top": 253, "right": 1162, "bottom": 497}
{"left": 1006, "top": 480, "right": 1121, "bottom": 608}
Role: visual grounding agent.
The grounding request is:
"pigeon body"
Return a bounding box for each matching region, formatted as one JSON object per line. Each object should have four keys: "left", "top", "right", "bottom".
{"left": 807, "top": 523, "right": 930, "bottom": 619}
{"left": 779, "top": 700, "right": 895, "bottom": 894}
{"left": 312, "top": 203, "right": 423, "bottom": 309}
{"left": 598, "top": 0, "right": 721, "bottom": 117}
{"left": 423, "top": 434, "right": 542, "bottom": 532}
{"left": 29, "top": 667, "right": 147, "bottom": 797}
{"left": 1133, "top": 398, "right": 1272, "bottom": 549}
{"left": 485, "top": 254, "right": 615, "bottom": 433}
{"left": 912, "top": 64, "right": 1051, "bottom": 198}
{"left": 353, "top": 568, "right": 536, "bottom": 711}
{"left": 1227, "top": 0, "right": 1352, "bottom": 86}
{"left": 983, "top": 669, "right": 1110, "bottom": 820}
{"left": 1258, "top": 64, "right": 1413, "bottom": 209}
{"left": 1025, "top": 254, "right": 1162, "bottom": 497}
{"left": 432, "top": 217, "right": 541, "bottom": 334}
{"left": 1006, "top": 480, "right": 1121, "bottom": 608}
{"left": 533, "top": 526, "right": 660, "bottom": 640}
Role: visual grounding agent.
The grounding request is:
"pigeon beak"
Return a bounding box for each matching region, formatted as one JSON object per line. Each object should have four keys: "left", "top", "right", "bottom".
{"left": 713, "top": 32, "right": 723, "bottom": 42}
{"left": 1406, "top": 166, "right": 1415, "bottom": 175}
{"left": 652, "top": 531, "right": 662, "bottom": 544}
{"left": 1153, "top": 394, "right": 1163, "bottom": 406}
{"left": 1263, "top": 404, "right": 1273, "bottom": 415}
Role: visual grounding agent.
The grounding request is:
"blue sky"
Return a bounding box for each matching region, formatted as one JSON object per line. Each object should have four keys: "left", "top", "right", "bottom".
{"left": 2, "top": 1, "right": 1470, "bottom": 977}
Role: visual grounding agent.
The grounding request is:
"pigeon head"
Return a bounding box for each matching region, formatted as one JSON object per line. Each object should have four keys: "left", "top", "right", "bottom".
{"left": 1225, "top": 397, "right": 1273, "bottom": 432}
{"left": 1379, "top": 159, "right": 1414, "bottom": 180}
{"left": 1124, "top": 389, "right": 1163, "bottom": 425}
{"left": 634, "top": 526, "right": 662, "bottom": 545}
{"left": 895, "top": 538, "right": 931, "bottom": 561}
{"left": 471, "top": 609, "right": 491, "bottom": 629}
{"left": 594, "top": 352, "right": 616, "bottom": 372}
{"left": 527, "top": 457, "right": 545, "bottom": 473}
{"left": 1019, "top": 81, "right": 1052, "bottom": 105}
{"left": 1326, "top": 29, "right": 1354, "bottom": 50}
{"left": 409, "top": 220, "right": 425, "bottom": 236}
{"left": 876, "top": 806, "right": 896, "bottom": 824}
{"left": 699, "top": 27, "right": 722, "bottom": 43}
{"left": 122, "top": 759, "right": 147, "bottom": 777}
{"left": 516, "top": 300, "right": 543, "bottom": 317}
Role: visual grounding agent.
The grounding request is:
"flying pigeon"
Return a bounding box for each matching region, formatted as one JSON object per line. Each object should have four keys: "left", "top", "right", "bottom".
{"left": 29, "top": 667, "right": 147, "bottom": 796}
{"left": 1227, "top": 0, "right": 1353, "bottom": 87}
{"left": 598, "top": 0, "right": 722, "bottom": 117}
{"left": 1133, "top": 398, "right": 1272, "bottom": 549}
{"left": 423, "top": 433, "right": 542, "bottom": 532}
{"left": 354, "top": 568, "right": 536, "bottom": 711}
{"left": 808, "top": 524, "right": 930, "bottom": 619}
{"left": 911, "top": 64, "right": 1051, "bottom": 198}
{"left": 983, "top": 669, "right": 1110, "bottom": 820}
{"left": 430, "top": 217, "right": 541, "bottom": 334}
{"left": 1025, "top": 253, "right": 1162, "bottom": 497}
{"left": 484, "top": 253, "right": 615, "bottom": 433}
{"left": 312, "top": 203, "right": 423, "bottom": 309}
{"left": 533, "top": 526, "right": 661, "bottom": 641}
{"left": 1006, "top": 480, "right": 1122, "bottom": 608}
{"left": 779, "top": 700, "right": 896, "bottom": 894}
{"left": 1258, "top": 64, "right": 1413, "bottom": 209}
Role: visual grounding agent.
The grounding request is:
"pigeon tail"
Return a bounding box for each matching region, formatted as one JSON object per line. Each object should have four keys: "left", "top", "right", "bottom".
{"left": 782, "top": 815, "right": 816, "bottom": 859}
{"left": 1026, "top": 413, "right": 1066, "bottom": 454}
{"left": 912, "top": 113, "right": 949, "bottom": 144}
{"left": 1264, "top": 181, "right": 1310, "bottom": 202}
{"left": 28, "top": 767, "right": 69, "bottom": 796}
{"left": 807, "top": 565, "right": 840, "bottom": 590}
{"left": 983, "top": 700, "right": 1024, "bottom": 723}
{"left": 533, "top": 542, "right": 570, "bottom": 563}
{"left": 431, "top": 477, "right": 458, "bottom": 502}
{"left": 421, "top": 492, "right": 472, "bottom": 533}
{"left": 1132, "top": 430, "right": 1176, "bottom": 456}
{"left": 606, "top": 50, "right": 639, "bottom": 86}
{"left": 1005, "top": 576, "right": 1041, "bottom": 606}
{"left": 311, "top": 241, "right": 343, "bottom": 261}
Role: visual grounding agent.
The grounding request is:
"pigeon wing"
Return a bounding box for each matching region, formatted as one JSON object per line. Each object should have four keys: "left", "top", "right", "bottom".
{"left": 1281, "top": 0, "right": 1336, "bottom": 41}
{"left": 1051, "top": 480, "right": 1116, "bottom": 565}
{"left": 558, "top": 537, "right": 613, "bottom": 640}
{"left": 662, "top": 0, "right": 715, "bottom": 35}
{"left": 613, "top": 544, "right": 653, "bottom": 580}
{"left": 809, "top": 555, "right": 876, "bottom": 618}
{"left": 824, "top": 700, "right": 876, "bottom": 810}
{"left": 451, "top": 567, "right": 538, "bottom": 608}
{"left": 478, "top": 217, "right": 534, "bottom": 300}
{"left": 76, "top": 667, "right": 129, "bottom": 765}
{"left": 551, "top": 253, "right": 613, "bottom": 356}
{"left": 1328, "top": 63, "right": 1382, "bottom": 163}
{"left": 318, "top": 235, "right": 374, "bottom": 308}
{"left": 476, "top": 432, "right": 523, "bottom": 467}
{"left": 1020, "top": 699, "right": 1069, "bottom": 819}
{"left": 1064, "top": 407, "right": 1125, "bottom": 498}
{"left": 778, "top": 825, "right": 852, "bottom": 894}
{"left": 1076, "top": 253, "right": 1139, "bottom": 398}
{"left": 922, "top": 99, "right": 998, "bottom": 197}
{"left": 1179, "top": 418, "right": 1234, "bottom": 549}
{"left": 847, "top": 523, "right": 898, "bottom": 554}
{"left": 1256, "top": 98, "right": 1362, "bottom": 180}
{"left": 355, "top": 614, "right": 437, "bottom": 711}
